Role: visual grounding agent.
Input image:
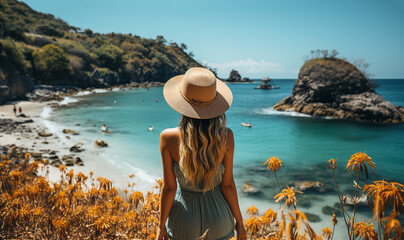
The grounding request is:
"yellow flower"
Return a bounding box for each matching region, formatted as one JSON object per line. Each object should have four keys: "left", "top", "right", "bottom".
{"left": 353, "top": 219, "right": 378, "bottom": 240}
{"left": 328, "top": 158, "right": 337, "bottom": 170}
{"left": 245, "top": 216, "right": 261, "bottom": 235}
{"left": 264, "top": 156, "right": 283, "bottom": 172}
{"left": 95, "top": 216, "right": 110, "bottom": 231}
{"left": 263, "top": 208, "right": 277, "bottom": 223}
{"left": 346, "top": 152, "right": 376, "bottom": 178}
{"left": 246, "top": 205, "right": 259, "bottom": 216}
{"left": 332, "top": 213, "right": 338, "bottom": 226}
{"left": 381, "top": 182, "right": 404, "bottom": 215}
{"left": 97, "top": 176, "right": 112, "bottom": 191}
{"left": 274, "top": 185, "right": 302, "bottom": 210}
{"left": 129, "top": 191, "right": 144, "bottom": 208}
{"left": 383, "top": 213, "right": 402, "bottom": 240}
{"left": 321, "top": 227, "right": 332, "bottom": 240}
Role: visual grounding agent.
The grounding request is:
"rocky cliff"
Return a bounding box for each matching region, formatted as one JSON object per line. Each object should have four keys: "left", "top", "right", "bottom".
{"left": 273, "top": 58, "right": 404, "bottom": 123}
{"left": 226, "top": 69, "right": 252, "bottom": 82}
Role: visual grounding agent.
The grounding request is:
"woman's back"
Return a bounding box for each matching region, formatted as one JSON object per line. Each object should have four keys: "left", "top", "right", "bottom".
{"left": 157, "top": 67, "right": 246, "bottom": 240}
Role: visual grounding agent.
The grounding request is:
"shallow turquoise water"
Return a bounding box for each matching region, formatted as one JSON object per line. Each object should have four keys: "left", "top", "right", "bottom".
{"left": 50, "top": 79, "right": 404, "bottom": 237}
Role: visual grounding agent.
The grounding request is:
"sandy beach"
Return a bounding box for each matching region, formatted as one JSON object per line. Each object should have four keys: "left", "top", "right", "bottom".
{"left": 0, "top": 100, "right": 138, "bottom": 190}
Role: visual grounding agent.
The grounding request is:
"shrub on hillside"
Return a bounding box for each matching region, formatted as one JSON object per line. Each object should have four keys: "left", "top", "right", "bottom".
{"left": 32, "top": 44, "right": 70, "bottom": 83}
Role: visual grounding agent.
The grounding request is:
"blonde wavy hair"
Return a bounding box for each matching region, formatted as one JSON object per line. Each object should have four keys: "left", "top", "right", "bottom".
{"left": 178, "top": 114, "right": 228, "bottom": 192}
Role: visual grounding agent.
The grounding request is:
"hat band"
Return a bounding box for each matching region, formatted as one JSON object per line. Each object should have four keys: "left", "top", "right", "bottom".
{"left": 179, "top": 89, "right": 217, "bottom": 106}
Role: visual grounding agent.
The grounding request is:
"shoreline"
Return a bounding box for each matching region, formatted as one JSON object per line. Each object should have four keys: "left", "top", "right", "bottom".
{"left": 0, "top": 83, "right": 163, "bottom": 191}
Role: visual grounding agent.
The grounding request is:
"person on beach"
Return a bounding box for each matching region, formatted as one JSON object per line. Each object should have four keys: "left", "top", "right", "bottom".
{"left": 18, "top": 106, "right": 22, "bottom": 114}
{"left": 13, "top": 105, "right": 16, "bottom": 116}
{"left": 101, "top": 124, "right": 108, "bottom": 132}
{"left": 157, "top": 67, "right": 246, "bottom": 240}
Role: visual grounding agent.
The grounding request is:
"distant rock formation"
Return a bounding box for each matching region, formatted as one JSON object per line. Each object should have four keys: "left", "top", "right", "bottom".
{"left": 226, "top": 69, "right": 252, "bottom": 82}
{"left": 273, "top": 58, "right": 404, "bottom": 123}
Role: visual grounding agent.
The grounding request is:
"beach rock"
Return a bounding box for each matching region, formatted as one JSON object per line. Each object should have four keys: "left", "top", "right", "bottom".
{"left": 30, "top": 152, "right": 42, "bottom": 158}
{"left": 304, "top": 213, "right": 321, "bottom": 222}
{"left": 50, "top": 159, "right": 62, "bottom": 167}
{"left": 64, "top": 158, "right": 75, "bottom": 166}
{"left": 273, "top": 58, "right": 404, "bottom": 123}
{"left": 242, "top": 182, "right": 261, "bottom": 195}
{"left": 322, "top": 205, "right": 342, "bottom": 217}
{"left": 42, "top": 141, "right": 49, "bottom": 144}
{"left": 94, "top": 139, "right": 108, "bottom": 148}
{"left": 38, "top": 132, "right": 53, "bottom": 137}
{"left": 294, "top": 181, "right": 324, "bottom": 192}
{"left": 7, "top": 146, "right": 18, "bottom": 159}
{"left": 66, "top": 136, "right": 71, "bottom": 139}
{"left": 75, "top": 157, "right": 84, "bottom": 166}
{"left": 70, "top": 144, "right": 84, "bottom": 152}
{"left": 63, "top": 129, "right": 79, "bottom": 135}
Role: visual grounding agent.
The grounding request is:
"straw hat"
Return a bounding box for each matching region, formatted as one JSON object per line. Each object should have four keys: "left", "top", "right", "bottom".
{"left": 163, "top": 67, "right": 233, "bottom": 119}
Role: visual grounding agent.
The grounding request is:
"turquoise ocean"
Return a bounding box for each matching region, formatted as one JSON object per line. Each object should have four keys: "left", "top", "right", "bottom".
{"left": 45, "top": 79, "right": 404, "bottom": 238}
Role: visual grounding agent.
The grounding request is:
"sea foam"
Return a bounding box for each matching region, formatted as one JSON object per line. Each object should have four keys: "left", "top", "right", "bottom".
{"left": 40, "top": 106, "right": 53, "bottom": 119}
{"left": 255, "top": 107, "right": 312, "bottom": 118}
{"left": 59, "top": 97, "right": 79, "bottom": 105}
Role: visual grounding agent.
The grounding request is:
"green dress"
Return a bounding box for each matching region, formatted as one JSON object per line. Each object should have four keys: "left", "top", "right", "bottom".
{"left": 167, "top": 162, "right": 235, "bottom": 240}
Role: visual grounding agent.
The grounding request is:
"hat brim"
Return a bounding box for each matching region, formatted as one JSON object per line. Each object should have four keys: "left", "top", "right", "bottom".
{"left": 163, "top": 75, "right": 233, "bottom": 119}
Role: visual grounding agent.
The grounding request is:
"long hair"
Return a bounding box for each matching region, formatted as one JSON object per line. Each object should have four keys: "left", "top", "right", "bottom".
{"left": 178, "top": 114, "right": 228, "bottom": 192}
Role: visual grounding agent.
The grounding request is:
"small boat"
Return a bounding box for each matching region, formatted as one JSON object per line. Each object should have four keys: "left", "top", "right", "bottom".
{"left": 148, "top": 126, "right": 154, "bottom": 131}
{"left": 241, "top": 122, "right": 253, "bottom": 127}
{"left": 255, "top": 77, "right": 280, "bottom": 89}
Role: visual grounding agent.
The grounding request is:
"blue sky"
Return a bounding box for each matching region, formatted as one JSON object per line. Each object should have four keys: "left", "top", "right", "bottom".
{"left": 21, "top": 0, "right": 404, "bottom": 78}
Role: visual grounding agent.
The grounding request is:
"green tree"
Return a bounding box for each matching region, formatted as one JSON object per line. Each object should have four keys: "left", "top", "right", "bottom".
{"left": 94, "top": 44, "right": 124, "bottom": 71}
{"left": 32, "top": 44, "right": 70, "bottom": 83}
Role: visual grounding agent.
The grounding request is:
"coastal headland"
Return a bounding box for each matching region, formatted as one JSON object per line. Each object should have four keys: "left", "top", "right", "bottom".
{"left": 274, "top": 58, "right": 404, "bottom": 123}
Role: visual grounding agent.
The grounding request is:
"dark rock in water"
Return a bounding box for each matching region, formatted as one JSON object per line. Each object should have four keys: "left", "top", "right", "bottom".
{"left": 242, "top": 182, "right": 261, "bottom": 195}
{"left": 273, "top": 58, "right": 404, "bottom": 123}
{"left": 226, "top": 69, "right": 253, "bottom": 83}
{"left": 322, "top": 205, "right": 342, "bottom": 217}
{"left": 94, "top": 139, "right": 108, "bottom": 148}
{"left": 42, "top": 141, "right": 49, "bottom": 144}
{"left": 294, "top": 181, "right": 324, "bottom": 192}
{"left": 304, "top": 213, "right": 321, "bottom": 222}
{"left": 297, "top": 197, "right": 312, "bottom": 208}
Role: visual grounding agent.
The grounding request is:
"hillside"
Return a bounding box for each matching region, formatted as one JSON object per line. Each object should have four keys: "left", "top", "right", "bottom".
{"left": 0, "top": 0, "right": 201, "bottom": 101}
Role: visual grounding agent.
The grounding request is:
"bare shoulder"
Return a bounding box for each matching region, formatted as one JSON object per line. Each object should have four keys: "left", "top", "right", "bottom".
{"left": 160, "top": 128, "right": 180, "bottom": 142}
{"left": 226, "top": 127, "right": 234, "bottom": 141}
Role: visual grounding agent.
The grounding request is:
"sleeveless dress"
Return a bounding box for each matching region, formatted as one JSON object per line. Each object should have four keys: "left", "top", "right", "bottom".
{"left": 167, "top": 162, "right": 235, "bottom": 240}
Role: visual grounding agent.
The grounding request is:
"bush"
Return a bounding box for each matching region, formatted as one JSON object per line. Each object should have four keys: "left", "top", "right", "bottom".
{"left": 32, "top": 44, "right": 70, "bottom": 83}
{"left": 0, "top": 39, "right": 31, "bottom": 75}
{"left": 93, "top": 44, "right": 123, "bottom": 71}
{"left": 35, "top": 24, "right": 64, "bottom": 37}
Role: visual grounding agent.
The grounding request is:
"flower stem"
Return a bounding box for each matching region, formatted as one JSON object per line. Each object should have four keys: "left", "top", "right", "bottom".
{"left": 331, "top": 168, "right": 351, "bottom": 240}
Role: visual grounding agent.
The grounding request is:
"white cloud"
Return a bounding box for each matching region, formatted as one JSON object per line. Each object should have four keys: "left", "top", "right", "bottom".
{"left": 203, "top": 59, "right": 297, "bottom": 79}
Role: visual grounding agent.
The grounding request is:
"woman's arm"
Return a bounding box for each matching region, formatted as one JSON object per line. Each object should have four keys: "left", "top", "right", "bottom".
{"left": 157, "top": 129, "right": 178, "bottom": 239}
{"left": 220, "top": 128, "right": 246, "bottom": 240}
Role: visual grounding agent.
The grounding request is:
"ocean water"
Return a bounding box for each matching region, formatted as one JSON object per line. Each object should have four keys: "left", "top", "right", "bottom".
{"left": 47, "top": 79, "right": 404, "bottom": 238}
